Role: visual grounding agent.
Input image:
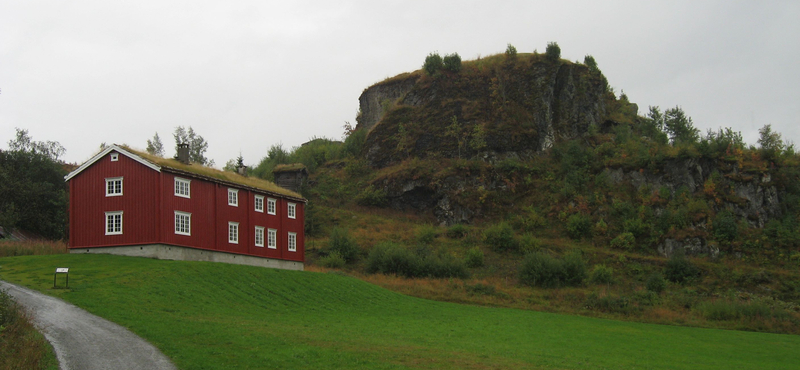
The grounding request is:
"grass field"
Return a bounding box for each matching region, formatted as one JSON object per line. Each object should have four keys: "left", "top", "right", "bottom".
{"left": 1, "top": 254, "right": 798, "bottom": 369}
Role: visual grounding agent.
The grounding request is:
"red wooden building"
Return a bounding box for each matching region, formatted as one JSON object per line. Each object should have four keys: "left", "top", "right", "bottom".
{"left": 64, "top": 145, "right": 306, "bottom": 270}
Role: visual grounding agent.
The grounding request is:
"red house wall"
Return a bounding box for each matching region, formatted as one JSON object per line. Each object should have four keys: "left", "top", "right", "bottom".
{"left": 159, "top": 173, "right": 217, "bottom": 250}
{"left": 69, "top": 151, "right": 159, "bottom": 248}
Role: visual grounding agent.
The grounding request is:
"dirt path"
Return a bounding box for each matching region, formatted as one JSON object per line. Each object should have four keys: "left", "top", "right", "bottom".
{"left": 1, "top": 281, "right": 177, "bottom": 370}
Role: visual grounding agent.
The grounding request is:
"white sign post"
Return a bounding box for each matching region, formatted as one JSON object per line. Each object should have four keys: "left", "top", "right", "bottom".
{"left": 54, "top": 267, "right": 69, "bottom": 288}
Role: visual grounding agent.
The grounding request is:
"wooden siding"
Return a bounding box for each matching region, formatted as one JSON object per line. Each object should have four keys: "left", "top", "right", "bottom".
{"left": 69, "top": 151, "right": 159, "bottom": 247}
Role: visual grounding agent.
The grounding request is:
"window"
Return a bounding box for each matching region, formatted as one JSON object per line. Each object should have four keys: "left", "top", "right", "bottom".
{"left": 110, "top": 153, "right": 119, "bottom": 161}
{"left": 174, "top": 178, "right": 191, "bottom": 198}
{"left": 228, "top": 222, "right": 239, "bottom": 244}
{"left": 288, "top": 232, "right": 297, "bottom": 252}
{"left": 105, "top": 177, "right": 123, "bottom": 196}
{"left": 175, "top": 211, "right": 191, "bottom": 236}
{"left": 228, "top": 188, "right": 238, "bottom": 206}
{"left": 105, "top": 211, "right": 123, "bottom": 235}
{"left": 255, "top": 226, "right": 265, "bottom": 247}
{"left": 267, "top": 198, "right": 276, "bottom": 215}
{"left": 288, "top": 202, "right": 296, "bottom": 219}
{"left": 254, "top": 195, "right": 264, "bottom": 212}
{"left": 268, "top": 229, "right": 277, "bottom": 249}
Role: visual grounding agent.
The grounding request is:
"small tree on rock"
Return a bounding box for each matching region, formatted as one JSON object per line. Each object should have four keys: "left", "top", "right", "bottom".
{"left": 423, "top": 52, "right": 444, "bottom": 76}
{"left": 546, "top": 42, "right": 561, "bottom": 61}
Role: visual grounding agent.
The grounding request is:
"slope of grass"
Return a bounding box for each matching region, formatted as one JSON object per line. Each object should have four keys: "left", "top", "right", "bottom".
{"left": 1, "top": 254, "right": 799, "bottom": 369}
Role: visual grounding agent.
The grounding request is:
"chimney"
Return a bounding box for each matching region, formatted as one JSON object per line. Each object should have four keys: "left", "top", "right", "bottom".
{"left": 177, "top": 143, "right": 190, "bottom": 164}
{"left": 236, "top": 165, "right": 247, "bottom": 176}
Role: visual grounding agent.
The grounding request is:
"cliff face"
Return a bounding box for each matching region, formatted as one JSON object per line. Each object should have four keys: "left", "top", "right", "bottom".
{"left": 358, "top": 54, "right": 612, "bottom": 168}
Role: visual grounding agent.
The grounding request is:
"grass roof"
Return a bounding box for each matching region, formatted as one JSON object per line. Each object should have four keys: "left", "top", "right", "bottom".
{"left": 119, "top": 145, "right": 305, "bottom": 201}
{"left": 273, "top": 163, "right": 308, "bottom": 173}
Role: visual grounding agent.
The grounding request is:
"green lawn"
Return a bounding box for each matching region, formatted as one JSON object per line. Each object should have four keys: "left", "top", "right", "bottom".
{"left": 1, "top": 254, "right": 798, "bottom": 369}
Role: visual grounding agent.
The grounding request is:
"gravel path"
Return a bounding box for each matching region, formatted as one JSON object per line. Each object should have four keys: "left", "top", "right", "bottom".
{"left": 1, "top": 281, "right": 177, "bottom": 370}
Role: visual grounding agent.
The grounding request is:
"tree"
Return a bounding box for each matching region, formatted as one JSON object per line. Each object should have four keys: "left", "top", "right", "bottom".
{"left": 7, "top": 128, "right": 65, "bottom": 161}
{"left": 146, "top": 132, "right": 165, "bottom": 157}
{"left": 423, "top": 52, "right": 443, "bottom": 76}
{"left": 1, "top": 130, "right": 68, "bottom": 239}
{"left": 757, "top": 124, "right": 784, "bottom": 160}
{"left": 173, "top": 126, "right": 211, "bottom": 165}
{"left": 505, "top": 44, "right": 517, "bottom": 60}
{"left": 443, "top": 53, "right": 462, "bottom": 73}
{"left": 584, "top": 55, "right": 598, "bottom": 72}
{"left": 545, "top": 42, "right": 561, "bottom": 61}
{"left": 446, "top": 116, "right": 467, "bottom": 159}
{"left": 663, "top": 106, "right": 699, "bottom": 145}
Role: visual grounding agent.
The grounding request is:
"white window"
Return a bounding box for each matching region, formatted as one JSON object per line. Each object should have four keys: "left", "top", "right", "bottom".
{"left": 228, "top": 222, "right": 239, "bottom": 244}
{"left": 288, "top": 232, "right": 297, "bottom": 252}
{"left": 288, "top": 202, "right": 296, "bottom": 219}
{"left": 105, "top": 211, "right": 123, "bottom": 235}
{"left": 175, "top": 211, "right": 191, "bottom": 236}
{"left": 254, "top": 195, "right": 264, "bottom": 213}
{"left": 110, "top": 153, "right": 119, "bottom": 161}
{"left": 228, "top": 188, "right": 238, "bottom": 206}
{"left": 105, "top": 177, "right": 123, "bottom": 197}
{"left": 267, "top": 229, "right": 277, "bottom": 249}
{"left": 174, "top": 178, "right": 191, "bottom": 198}
{"left": 255, "top": 226, "right": 265, "bottom": 247}
{"left": 267, "top": 198, "right": 276, "bottom": 215}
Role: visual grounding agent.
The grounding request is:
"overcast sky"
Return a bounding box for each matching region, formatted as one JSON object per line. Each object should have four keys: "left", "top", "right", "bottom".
{"left": 2, "top": 1, "right": 798, "bottom": 166}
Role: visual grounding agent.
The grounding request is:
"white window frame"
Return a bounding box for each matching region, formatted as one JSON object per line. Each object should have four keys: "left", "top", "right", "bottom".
{"left": 267, "top": 228, "right": 277, "bottom": 249}
{"left": 174, "top": 177, "right": 191, "bottom": 198}
{"left": 105, "top": 177, "right": 123, "bottom": 197}
{"left": 174, "top": 211, "right": 191, "bottom": 236}
{"left": 228, "top": 222, "right": 239, "bottom": 244}
{"left": 254, "top": 195, "right": 264, "bottom": 213}
{"left": 288, "top": 232, "right": 297, "bottom": 252}
{"left": 105, "top": 211, "right": 123, "bottom": 235}
{"left": 255, "top": 226, "right": 265, "bottom": 247}
{"left": 288, "top": 202, "right": 296, "bottom": 219}
{"left": 110, "top": 153, "right": 119, "bottom": 161}
{"left": 228, "top": 188, "right": 239, "bottom": 206}
{"left": 267, "top": 198, "right": 276, "bottom": 215}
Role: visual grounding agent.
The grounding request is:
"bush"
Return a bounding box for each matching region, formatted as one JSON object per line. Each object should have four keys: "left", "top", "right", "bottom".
{"left": 584, "top": 55, "right": 598, "bottom": 71}
{"left": 446, "top": 224, "right": 468, "bottom": 238}
{"left": 423, "top": 52, "right": 443, "bottom": 76}
{"left": 646, "top": 273, "right": 667, "bottom": 293}
{"left": 545, "top": 42, "right": 561, "bottom": 61}
{"left": 355, "top": 185, "right": 388, "bottom": 207}
{"left": 697, "top": 299, "right": 788, "bottom": 321}
{"left": 366, "top": 242, "right": 468, "bottom": 279}
{"left": 483, "top": 222, "right": 519, "bottom": 252}
{"left": 584, "top": 292, "right": 633, "bottom": 314}
{"left": 327, "top": 227, "right": 360, "bottom": 263}
{"left": 519, "top": 251, "right": 586, "bottom": 288}
{"left": 610, "top": 232, "right": 636, "bottom": 250}
{"left": 464, "top": 246, "right": 484, "bottom": 268}
{"left": 590, "top": 264, "right": 614, "bottom": 285}
{"left": 443, "top": 53, "right": 462, "bottom": 73}
{"left": 505, "top": 43, "right": 517, "bottom": 59}
{"left": 318, "top": 251, "right": 346, "bottom": 269}
{"left": 566, "top": 214, "right": 592, "bottom": 240}
{"left": 416, "top": 224, "right": 439, "bottom": 245}
{"left": 664, "top": 251, "right": 700, "bottom": 283}
{"left": 713, "top": 210, "right": 738, "bottom": 243}
{"left": 342, "top": 129, "right": 367, "bottom": 158}
{"left": 519, "top": 233, "right": 543, "bottom": 254}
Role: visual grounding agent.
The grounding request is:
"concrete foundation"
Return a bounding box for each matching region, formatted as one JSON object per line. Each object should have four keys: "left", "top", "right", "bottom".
{"left": 70, "top": 244, "right": 304, "bottom": 271}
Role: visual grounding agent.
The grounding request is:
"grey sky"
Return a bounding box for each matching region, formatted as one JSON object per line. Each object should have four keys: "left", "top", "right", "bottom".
{"left": 2, "top": 1, "right": 798, "bottom": 166}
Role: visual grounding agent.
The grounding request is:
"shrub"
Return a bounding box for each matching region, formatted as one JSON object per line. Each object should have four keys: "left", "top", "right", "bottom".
{"left": 519, "top": 233, "right": 543, "bottom": 254}
{"left": 416, "top": 224, "right": 439, "bottom": 245}
{"left": 566, "top": 214, "right": 591, "bottom": 240}
{"left": 355, "top": 185, "right": 388, "bottom": 207}
{"left": 664, "top": 251, "right": 700, "bottom": 283}
{"left": 465, "top": 283, "right": 497, "bottom": 296}
{"left": 342, "top": 128, "right": 367, "bottom": 158}
{"left": 443, "top": 53, "right": 462, "bottom": 73}
{"left": 366, "top": 242, "right": 468, "bottom": 279}
{"left": 584, "top": 292, "right": 633, "bottom": 314}
{"left": 483, "top": 222, "right": 519, "bottom": 252}
{"left": 713, "top": 210, "right": 738, "bottom": 243}
{"left": 446, "top": 224, "right": 468, "bottom": 238}
{"left": 464, "top": 247, "right": 484, "bottom": 268}
{"left": 590, "top": 264, "right": 614, "bottom": 285}
{"left": 697, "top": 299, "right": 787, "bottom": 321}
{"left": 327, "top": 227, "right": 360, "bottom": 263}
{"left": 646, "top": 273, "right": 667, "bottom": 293}
{"left": 423, "top": 52, "right": 443, "bottom": 76}
{"left": 584, "top": 55, "right": 598, "bottom": 71}
{"left": 545, "top": 42, "right": 561, "bottom": 61}
{"left": 519, "top": 251, "right": 586, "bottom": 288}
{"left": 610, "top": 232, "right": 636, "bottom": 250}
{"left": 318, "top": 251, "right": 346, "bottom": 269}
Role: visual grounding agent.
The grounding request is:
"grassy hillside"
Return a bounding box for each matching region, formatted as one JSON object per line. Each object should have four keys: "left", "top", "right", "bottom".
{"left": 2, "top": 253, "right": 800, "bottom": 369}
